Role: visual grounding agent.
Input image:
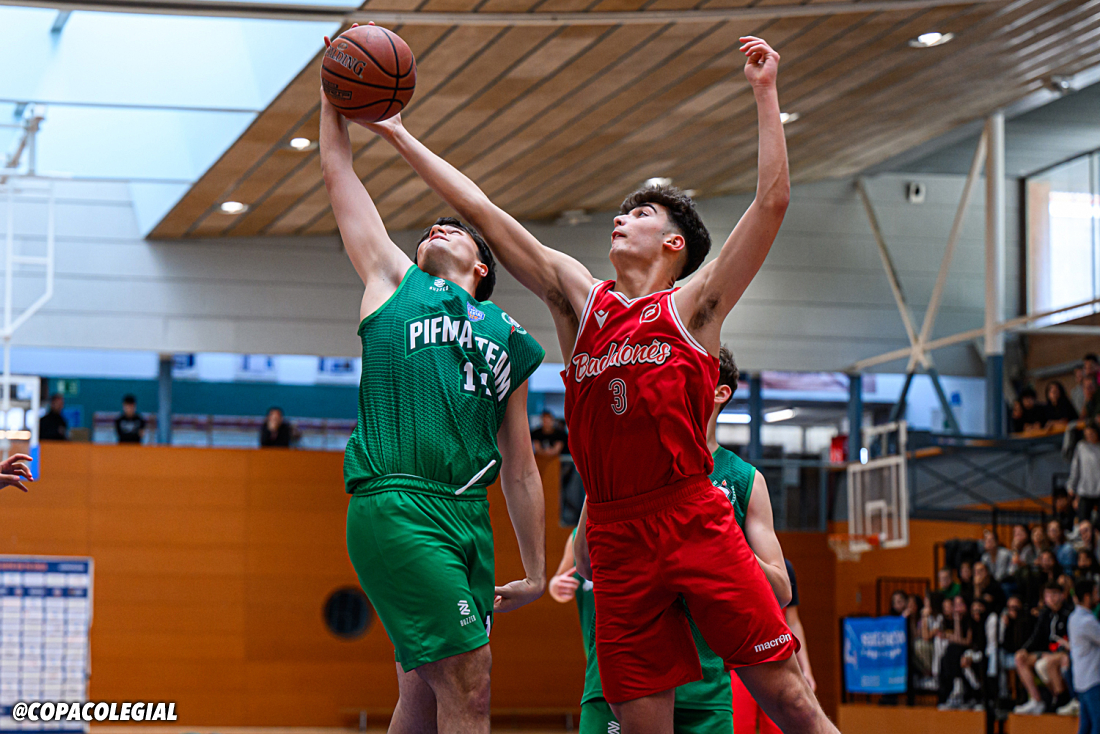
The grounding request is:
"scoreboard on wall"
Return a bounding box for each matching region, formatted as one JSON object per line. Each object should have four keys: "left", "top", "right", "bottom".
{"left": 0, "top": 557, "right": 93, "bottom": 732}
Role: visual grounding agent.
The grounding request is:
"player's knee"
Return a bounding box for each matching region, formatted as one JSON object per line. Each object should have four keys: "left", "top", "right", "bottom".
{"left": 449, "top": 663, "right": 491, "bottom": 715}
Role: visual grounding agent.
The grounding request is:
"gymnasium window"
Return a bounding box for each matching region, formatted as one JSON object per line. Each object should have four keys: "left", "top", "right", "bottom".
{"left": 1027, "top": 150, "right": 1100, "bottom": 324}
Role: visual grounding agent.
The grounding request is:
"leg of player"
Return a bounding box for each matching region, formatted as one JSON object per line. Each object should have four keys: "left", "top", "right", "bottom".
{"left": 389, "top": 662, "right": 438, "bottom": 734}
{"left": 412, "top": 644, "right": 492, "bottom": 734}
{"left": 608, "top": 688, "right": 674, "bottom": 734}
{"left": 735, "top": 657, "right": 836, "bottom": 734}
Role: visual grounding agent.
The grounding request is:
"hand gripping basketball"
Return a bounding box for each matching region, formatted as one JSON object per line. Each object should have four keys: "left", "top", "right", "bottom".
{"left": 322, "top": 22, "right": 417, "bottom": 122}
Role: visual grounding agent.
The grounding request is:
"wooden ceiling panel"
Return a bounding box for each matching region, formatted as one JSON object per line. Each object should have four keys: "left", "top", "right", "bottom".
{"left": 149, "top": 0, "right": 1100, "bottom": 241}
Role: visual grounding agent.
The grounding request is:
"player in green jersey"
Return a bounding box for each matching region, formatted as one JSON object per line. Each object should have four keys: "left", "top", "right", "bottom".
{"left": 320, "top": 89, "right": 548, "bottom": 734}
{"left": 548, "top": 347, "right": 790, "bottom": 734}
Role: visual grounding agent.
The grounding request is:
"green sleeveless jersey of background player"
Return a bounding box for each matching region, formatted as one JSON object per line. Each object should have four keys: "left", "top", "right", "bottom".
{"left": 343, "top": 265, "right": 545, "bottom": 498}
{"left": 576, "top": 446, "right": 756, "bottom": 710}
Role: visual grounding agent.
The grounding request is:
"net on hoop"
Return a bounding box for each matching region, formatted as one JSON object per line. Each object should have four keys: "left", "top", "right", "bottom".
{"left": 827, "top": 533, "right": 879, "bottom": 562}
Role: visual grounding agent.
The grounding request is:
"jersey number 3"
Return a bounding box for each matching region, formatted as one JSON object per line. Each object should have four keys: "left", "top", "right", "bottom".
{"left": 609, "top": 378, "right": 628, "bottom": 415}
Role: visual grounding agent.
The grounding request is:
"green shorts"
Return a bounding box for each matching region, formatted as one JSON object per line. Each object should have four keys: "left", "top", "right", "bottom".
{"left": 580, "top": 699, "right": 732, "bottom": 734}
{"left": 346, "top": 489, "right": 494, "bottom": 671}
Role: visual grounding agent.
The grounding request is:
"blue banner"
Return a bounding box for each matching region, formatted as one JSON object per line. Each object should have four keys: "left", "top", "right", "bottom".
{"left": 843, "top": 616, "right": 907, "bottom": 694}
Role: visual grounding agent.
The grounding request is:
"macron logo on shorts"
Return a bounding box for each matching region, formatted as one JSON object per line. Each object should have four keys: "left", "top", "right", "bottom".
{"left": 754, "top": 633, "right": 792, "bottom": 653}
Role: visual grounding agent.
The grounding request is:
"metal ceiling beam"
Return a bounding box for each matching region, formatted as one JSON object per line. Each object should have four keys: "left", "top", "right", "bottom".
{"left": 0, "top": 0, "right": 1006, "bottom": 24}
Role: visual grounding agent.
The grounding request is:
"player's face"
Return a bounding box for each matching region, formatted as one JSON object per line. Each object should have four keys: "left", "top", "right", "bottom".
{"left": 418, "top": 224, "right": 482, "bottom": 280}
{"left": 610, "top": 204, "right": 684, "bottom": 271}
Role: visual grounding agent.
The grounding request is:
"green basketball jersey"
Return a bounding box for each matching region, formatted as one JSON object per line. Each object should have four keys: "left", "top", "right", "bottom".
{"left": 575, "top": 446, "right": 756, "bottom": 709}
{"left": 343, "top": 265, "right": 545, "bottom": 498}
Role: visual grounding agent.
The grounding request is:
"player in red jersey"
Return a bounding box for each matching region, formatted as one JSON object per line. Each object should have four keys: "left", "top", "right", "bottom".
{"left": 365, "top": 35, "right": 836, "bottom": 734}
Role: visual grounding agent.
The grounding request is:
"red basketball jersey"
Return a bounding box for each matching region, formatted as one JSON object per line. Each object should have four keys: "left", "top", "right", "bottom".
{"left": 563, "top": 281, "right": 718, "bottom": 504}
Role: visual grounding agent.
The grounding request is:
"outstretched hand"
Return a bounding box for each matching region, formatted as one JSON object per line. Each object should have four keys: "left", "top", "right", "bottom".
{"left": 740, "top": 36, "right": 779, "bottom": 89}
{"left": 322, "top": 23, "right": 404, "bottom": 138}
{"left": 548, "top": 566, "right": 580, "bottom": 602}
{"left": 0, "top": 453, "right": 33, "bottom": 492}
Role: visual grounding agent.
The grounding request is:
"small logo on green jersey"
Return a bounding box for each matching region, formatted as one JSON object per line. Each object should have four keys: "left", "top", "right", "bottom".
{"left": 430, "top": 278, "right": 449, "bottom": 292}
{"left": 467, "top": 303, "right": 485, "bottom": 322}
{"left": 501, "top": 312, "right": 527, "bottom": 334}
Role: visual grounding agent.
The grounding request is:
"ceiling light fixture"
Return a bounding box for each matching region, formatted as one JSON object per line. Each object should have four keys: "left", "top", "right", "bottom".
{"left": 717, "top": 412, "right": 751, "bottom": 424}
{"left": 289, "top": 137, "right": 315, "bottom": 151}
{"left": 764, "top": 408, "right": 796, "bottom": 423}
{"left": 219, "top": 201, "right": 249, "bottom": 215}
{"left": 779, "top": 112, "right": 799, "bottom": 125}
{"left": 644, "top": 177, "right": 672, "bottom": 188}
{"left": 908, "top": 32, "right": 953, "bottom": 48}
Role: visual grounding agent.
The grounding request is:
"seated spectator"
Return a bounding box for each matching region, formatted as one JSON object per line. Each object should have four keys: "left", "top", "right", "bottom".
{"left": 114, "top": 394, "right": 146, "bottom": 444}
{"left": 999, "top": 596, "right": 1034, "bottom": 674}
{"left": 973, "top": 561, "right": 1006, "bottom": 614}
{"left": 1073, "top": 355, "right": 1100, "bottom": 415}
{"left": 1021, "top": 550, "right": 1065, "bottom": 609}
{"left": 260, "top": 407, "right": 295, "bottom": 448}
{"left": 1079, "top": 551, "right": 1100, "bottom": 589}
{"left": 939, "top": 596, "right": 974, "bottom": 709}
{"left": 982, "top": 529, "right": 1013, "bottom": 582}
{"left": 1056, "top": 494, "right": 1078, "bottom": 535}
{"left": 531, "top": 410, "right": 568, "bottom": 458}
{"left": 1014, "top": 582, "right": 1073, "bottom": 714}
{"left": 1087, "top": 379, "right": 1100, "bottom": 421}
{"left": 1077, "top": 519, "right": 1099, "bottom": 558}
{"left": 1046, "top": 381, "right": 1079, "bottom": 426}
{"left": 916, "top": 594, "right": 945, "bottom": 688}
{"left": 40, "top": 393, "right": 68, "bottom": 441}
{"left": 1011, "top": 400, "right": 1025, "bottom": 433}
{"left": 1013, "top": 387, "right": 1046, "bottom": 433}
{"left": 937, "top": 567, "right": 961, "bottom": 600}
{"left": 958, "top": 560, "right": 975, "bottom": 603}
{"left": 1070, "top": 578, "right": 1100, "bottom": 728}
{"left": 1032, "top": 524, "right": 1052, "bottom": 559}
{"left": 1009, "top": 524, "right": 1037, "bottom": 576}
{"left": 958, "top": 599, "right": 992, "bottom": 711}
{"left": 1071, "top": 422, "right": 1100, "bottom": 525}
{"left": 889, "top": 589, "right": 909, "bottom": 616}
{"left": 1049, "top": 520, "right": 1077, "bottom": 570}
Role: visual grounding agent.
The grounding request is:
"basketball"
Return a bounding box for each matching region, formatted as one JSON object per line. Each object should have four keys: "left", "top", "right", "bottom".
{"left": 321, "top": 24, "right": 416, "bottom": 122}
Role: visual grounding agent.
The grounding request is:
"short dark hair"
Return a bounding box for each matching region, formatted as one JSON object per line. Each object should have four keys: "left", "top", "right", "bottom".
{"left": 267, "top": 406, "right": 284, "bottom": 416}
{"left": 1019, "top": 386, "right": 1037, "bottom": 399}
{"left": 541, "top": 410, "right": 555, "bottom": 418}
{"left": 1044, "top": 581, "right": 1065, "bottom": 593}
{"left": 122, "top": 394, "right": 136, "bottom": 405}
{"left": 717, "top": 346, "right": 739, "bottom": 411}
{"left": 49, "top": 393, "right": 63, "bottom": 402}
{"left": 415, "top": 217, "right": 496, "bottom": 301}
{"left": 1077, "top": 578, "right": 1097, "bottom": 600}
{"left": 1085, "top": 353, "right": 1099, "bottom": 363}
{"left": 620, "top": 184, "right": 711, "bottom": 280}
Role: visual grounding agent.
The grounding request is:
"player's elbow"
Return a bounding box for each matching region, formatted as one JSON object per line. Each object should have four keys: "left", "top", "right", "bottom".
{"left": 761, "top": 185, "right": 790, "bottom": 216}
{"left": 776, "top": 582, "right": 793, "bottom": 609}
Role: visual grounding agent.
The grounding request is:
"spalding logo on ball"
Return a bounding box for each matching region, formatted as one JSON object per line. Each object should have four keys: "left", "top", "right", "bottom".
{"left": 322, "top": 25, "right": 416, "bottom": 122}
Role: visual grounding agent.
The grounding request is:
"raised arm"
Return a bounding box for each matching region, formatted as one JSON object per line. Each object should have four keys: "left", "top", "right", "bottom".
{"left": 318, "top": 88, "right": 411, "bottom": 316}
{"left": 493, "top": 381, "right": 547, "bottom": 613}
{"left": 675, "top": 36, "right": 789, "bottom": 353}
{"left": 363, "top": 113, "right": 597, "bottom": 356}
{"left": 743, "top": 470, "right": 792, "bottom": 607}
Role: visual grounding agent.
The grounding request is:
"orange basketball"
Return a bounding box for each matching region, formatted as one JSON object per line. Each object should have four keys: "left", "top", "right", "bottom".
{"left": 321, "top": 25, "right": 416, "bottom": 122}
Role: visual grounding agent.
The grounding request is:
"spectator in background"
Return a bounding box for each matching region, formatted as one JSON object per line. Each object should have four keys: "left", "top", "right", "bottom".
{"left": 260, "top": 407, "right": 294, "bottom": 448}
{"left": 1070, "top": 578, "right": 1100, "bottom": 731}
{"left": 957, "top": 599, "right": 991, "bottom": 711}
{"left": 1014, "top": 583, "right": 1072, "bottom": 714}
{"left": 531, "top": 410, "right": 568, "bottom": 458}
{"left": 999, "top": 596, "right": 1033, "bottom": 677}
{"left": 917, "top": 594, "right": 945, "bottom": 689}
{"left": 1077, "top": 519, "right": 1099, "bottom": 560}
{"left": 1046, "top": 381, "right": 1079, "bottom": 426}
{"left": 1077, "top": 550, "right": 1100, "bottom": 590}
{"left": 937, "top": 567, "right": 961, "bottom": 600}
{"left": 938, "top": 595, "right": 974, "bottom": 709}
{"left": 1071, "top": 422, "right": 1100, "bottom": 525}
{"left": 958, "top": 560, "right": 975, "bottom": 602}
{"left": 1086, "top": 379, "right": 1100, "bottom": 421}
{"left": 114, "top": 394, "right": 146, "bottom": 444}
{"left": 890, "top": 590, "right": 909, "bottom": 616}
{"left": 982, "top": 529, "right": 1013, "bottom": 582}
{"left": 1022, "top": 551, "right": 1064, "bottom": 609}
{"left": 1010, "top": 524, "right": 1037, "bottom": 577}
{"left": 973, "top": 561, "right": 1006, "bottom": 614}
{"left": 1074, "top": 355, "right": 1100, "bottom": 415}
{"left": 1055, "top": 494, "right": 1078, "bottom": 535}
{"left": 1032, "top": 525, "right": 1053, "bottom": 560}
{"left": 40, "top": 393, "right": 68, "bottom": 441}
{"left": 1049, "top": 520, "right": 1077, "bottom": 570}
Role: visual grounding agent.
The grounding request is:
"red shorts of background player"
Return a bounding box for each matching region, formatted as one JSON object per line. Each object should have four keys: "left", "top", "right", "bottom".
{"left": 586, "top": 475, "right": 799, "bottom": 704}
{"left": 732, "top": 672, "right": 782, "bottom": 734}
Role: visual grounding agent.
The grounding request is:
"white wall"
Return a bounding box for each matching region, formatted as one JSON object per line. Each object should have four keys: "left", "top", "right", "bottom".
{"left": 1, "top": 172, "right": 1018, "bottom": 376}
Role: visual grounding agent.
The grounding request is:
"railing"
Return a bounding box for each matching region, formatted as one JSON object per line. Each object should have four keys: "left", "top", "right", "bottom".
{"left": 92, "top": 412, "right": 356, "bottom": 451}
{"left": 754, "top": 456, "right": 844, "bottom": 533}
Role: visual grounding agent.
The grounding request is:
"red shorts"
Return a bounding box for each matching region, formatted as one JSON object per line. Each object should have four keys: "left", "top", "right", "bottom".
{"left": 587, "top": 476, "right": 798, "bottom": 704}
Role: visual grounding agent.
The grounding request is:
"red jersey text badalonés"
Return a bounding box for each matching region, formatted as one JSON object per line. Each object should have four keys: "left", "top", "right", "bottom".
{"left": 563, "top": 281, "right": 719, "bottom": 504}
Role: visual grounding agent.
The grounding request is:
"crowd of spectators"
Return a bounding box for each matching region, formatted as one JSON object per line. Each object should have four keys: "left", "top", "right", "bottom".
{"left": 1012, "top": 353, "right": 1100, "bottom": 434}
{"left": 887, "top": 518, "right": 1100, "bottom": 716}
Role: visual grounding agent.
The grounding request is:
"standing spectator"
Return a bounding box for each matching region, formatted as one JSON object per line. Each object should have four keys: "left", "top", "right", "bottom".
{"left": 973, "top": 561, "right": 1006, "bottom": 614}
{"left": 530, "top": 410, "right": 568, "bottom": 458}
{"left": 1074, "top": 355, "right": 1100, "bottom": 415}
{"left": 1070, "top": 578, "right": 1100, "bottom": 731}
{"left": 1071, "top": 422, "right": 1100, "bottom": 525}
{"left": 1010, "top": 524, "right": 1037, "bottom": 576}
{"left": 1014, "top": 583, "right": 1073, "bottom": 714}
{"left": 1050, "top": 520, "right": 1077, "bottom": 570}
{"left": 40, "top": 393, "right": 68, "bottom": 441}
{"left": 114, "top": 394, "right": 146, "bottom": 444}
{"left": 259, "top": 407, "right": 294, "bottom": 448}
{"left": 982, "top": 529, "right": 1013, "bottom": 582}
{"left": 1046, "top": 381, "right": 1079, "bottom": 425}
